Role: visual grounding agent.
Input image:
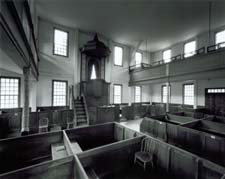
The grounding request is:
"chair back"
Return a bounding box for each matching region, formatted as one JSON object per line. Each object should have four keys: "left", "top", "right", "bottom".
{"left": 141, "top": 137, "right": 155, "bottom": 153}
{"left": 39, "top": 117, "right": 48, "bottom": 127}
{"left": 221, "top": 174, "right": 225, "bottom": 179}
{"left": 67, "top": 111, "right": 74, "bottom": 123}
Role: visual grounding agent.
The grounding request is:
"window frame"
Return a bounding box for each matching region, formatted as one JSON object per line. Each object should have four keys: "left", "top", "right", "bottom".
{"left": 114, "top": 46, "right": 123, "bottom": 67}
{"left": 161, "top": 85, "right": 171, "bottom": 104}
{"left": 52, "top": 80, "right": 68, "bottom": 107}
{"left": 135, "top": 51, "right": 143, "bottom": 68}
{"left": 184, "top": 40, "right": 196, "bottom": 58}
{"left": 53, "top": 27, "right": 69, "bottom": 57}
{"left": 134, "top": 86, "right": 142, "bottom": 103}
{"left": 215, "top": 29, "right": 225, "bottom": 48}
{"left": 163, "top": 49, "right": 172, "bottom": 63}
{"left": 0, "top": 76, "right": 21, "bottom": 109}
{"left": 183, "top": 83, "right": 194, "bottom": 106}
{"left": 113, "top": 84, "right": 122, "bottom": 104}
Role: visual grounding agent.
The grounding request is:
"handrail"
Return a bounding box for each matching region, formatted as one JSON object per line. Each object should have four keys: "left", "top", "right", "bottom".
{"left": 81, "top": 93, "right": 90, "bottom": 125}
{"left": 71, "top": 86, "right": 77, "bottom": 126}
{"left": 129, "top": 42, "right": 225, "bottom": 73}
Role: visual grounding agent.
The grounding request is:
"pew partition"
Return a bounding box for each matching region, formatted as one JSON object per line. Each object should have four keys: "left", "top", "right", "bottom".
{"left": 0, "top": 156, "right": 75, "bottom": 179}
{"left": 0, "top": 131, "right": 71, "bottom": 174}
{"left": 140, "top": 117, "right": 225, "bottom": 167}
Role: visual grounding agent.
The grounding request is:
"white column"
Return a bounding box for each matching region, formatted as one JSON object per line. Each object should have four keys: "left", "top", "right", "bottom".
{"left": 21, "top": 67, "right": 30, "bottom": 135}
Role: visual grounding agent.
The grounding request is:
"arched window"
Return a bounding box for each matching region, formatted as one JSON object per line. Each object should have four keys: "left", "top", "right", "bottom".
{"left": 90, "top": 64, "right": 97, "bottom": 80}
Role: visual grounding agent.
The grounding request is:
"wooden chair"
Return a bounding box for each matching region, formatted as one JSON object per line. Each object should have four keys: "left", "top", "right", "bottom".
{"left": 39, "top": 117, "right": 48, "bottom": 133}
{"left": 134, "top": 137, "right": 155, "bottom": 171}
{"left": 67, "top": 111, "right": 75, "bottom": 129}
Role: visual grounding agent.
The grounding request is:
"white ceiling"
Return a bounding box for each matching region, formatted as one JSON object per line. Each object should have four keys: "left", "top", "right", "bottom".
{"left": 36, "top": 0, "right": 225, "bottom": 52}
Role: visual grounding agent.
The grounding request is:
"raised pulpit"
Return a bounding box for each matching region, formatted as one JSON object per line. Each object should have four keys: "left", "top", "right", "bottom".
{"left": 80, "top": 34, "right": 111, "bottom": 124}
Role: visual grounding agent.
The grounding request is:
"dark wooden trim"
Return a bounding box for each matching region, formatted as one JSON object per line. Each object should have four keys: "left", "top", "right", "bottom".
{"left": 52, "top": 80, "right": 68, "bottom": 107}
{"left": 53, "top": 27, "right": 69, "bottom": 58}
{"left": 5, "top": 0, "right": 39, "bottom": 79}
{"left": 113, "top": 84, "right": 123, "bottom": 104}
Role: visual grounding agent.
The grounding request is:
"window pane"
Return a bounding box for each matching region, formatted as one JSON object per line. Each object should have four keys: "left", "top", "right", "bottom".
{"left": 114, "top": 85, "right": 122, "bottom": 104}
{"left": 184, "top": 41, "right": 196, "bottom": 58}
{"left": 90, "top": 65, "right": 97, "bottom": 80}
{"left": 162, "top": 85, "right": 170, "bottom": 103}
{"left": 184, "top": 84, "right": 194, "bottom": 105}
{"left": 53, "top": 81, "right": 67, "bottom": 106}
{"left": 216, "top": 30, "right": 225, "bottom": 48}
{"left": 135, "top": 86, "right": 141, "bottom": 102}
{"left": 114, "top": 46, "right": 123, "bottom": 66}
{"left": 163, "top": 49, "right": 171, "bottom": 63}
{"left": 135, "top": 52, "right": 142, "bottom": 68}
{"left": 54, "top": 29, "right": 68, "bottom": 56}
{"left": 0, "top": 77, "right": 19, "bottom": 109}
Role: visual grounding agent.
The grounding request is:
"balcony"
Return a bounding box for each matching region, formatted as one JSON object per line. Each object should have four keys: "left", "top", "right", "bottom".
{"left": 129, "top": 43, "right": 225, "bottom": 85}
{"left": 0, "top": 0, "right": 39, "bottom": 79}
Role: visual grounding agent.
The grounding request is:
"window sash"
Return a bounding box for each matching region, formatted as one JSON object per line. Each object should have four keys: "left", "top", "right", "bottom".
{"left": 114, "top": 85, "right": 122, "bottom": 104}
{"left": 135, "top": 52, "right": 142, "bottom": 68}
{"left": 162, "top": 85, "right": 170, "bottom": 103}
{"left": 183, "top": 84, "right": 194, "bottom": 105}
{"left": 184, "top": 41, "right": 196, "bottom": 58}
{"left": 114, "top": 46, "right": 123, "bottom": 66}
{"left": 53, "top": 28, "right": 69, "bottom": 57}
{"left": 0, "top": 77, "right": 20, "bottom": 109}
{"left": 135, "top": 86, "right": 141, "bottom": 102}
{"left": 52, "top": 80, "right": 67, "bottom": 106}
{"left": 215, "top": 30, "right": 225, "bottom": 48}
{"left": 163, "top": 49, "right": 171, "bottom": 63}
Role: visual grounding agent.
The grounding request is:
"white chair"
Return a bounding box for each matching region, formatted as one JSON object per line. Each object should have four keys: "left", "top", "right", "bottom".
{"left": 134, "top": 137, "right": 155, "bottom": 171}
{"left": 221, "top": 174, "right": 225, "bottom": 179}
{"left": 39, "top": 117, "right": 48, "bottom": 133}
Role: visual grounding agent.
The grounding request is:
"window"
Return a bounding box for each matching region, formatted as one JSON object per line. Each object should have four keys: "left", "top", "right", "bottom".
{"left": 162, "top": 85, "right": 170, "bottom": 103}
{"left": 163, "top": 49, "right": 171, "bottom": 63}
{"left": 52, "top": 80, "right": 67, "bottom": 106}
{"left": 90, "top": 65, "right": 97, "bottom": 80}
{"left": 184, "top": 40, "right": 196, "bottom": 58}
{"left": 183, "top": 84, "right": 194, "bottom": 105}
{"left": 135, "top": 52, "right": 142, "bottom": 68}
{"left": 53, "top": 28, "right": 69, "bottom": 57}
{"left": 114, "top": 46, "right": 123, "bottom": 66}
{"left": 134, "top": 86, "right": 141, "bottom": 103}
{"left": 207, "top": 88, "right": 225, "bottom": 93}
{"left": 0, "top": 77, "right": 20, "bottom": 109}
{"left": 215, "top": 30, "right": 225, "bottom": 48}
{"left": 113, "top": 84, "right": 122, "bottom": 104}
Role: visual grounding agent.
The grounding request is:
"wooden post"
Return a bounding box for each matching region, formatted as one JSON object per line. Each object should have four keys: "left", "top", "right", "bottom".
{"left": 21, "top": 67, "right": 30, "bottom": 135}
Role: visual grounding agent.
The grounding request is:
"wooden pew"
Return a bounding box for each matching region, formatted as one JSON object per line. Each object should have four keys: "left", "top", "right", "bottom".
{"left": 0, "top": 156, "right": 74, "bottom": 179}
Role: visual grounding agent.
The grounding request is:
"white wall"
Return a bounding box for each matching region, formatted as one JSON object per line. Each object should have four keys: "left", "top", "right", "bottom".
{"left": 150, "top": 26, "right": 225, "bottom": 63}
{"left": 151, "top": 78, "right": 225, "bottom": 107}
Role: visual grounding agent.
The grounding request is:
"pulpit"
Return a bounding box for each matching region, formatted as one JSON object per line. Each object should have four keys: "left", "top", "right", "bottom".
{"left": 80, "top": 34, "right": 111, "bottom": 124}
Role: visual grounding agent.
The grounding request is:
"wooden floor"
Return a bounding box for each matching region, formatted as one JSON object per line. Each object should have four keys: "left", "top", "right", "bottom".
{"left": 120, "top": 119, "right": 143, "bottom": 132}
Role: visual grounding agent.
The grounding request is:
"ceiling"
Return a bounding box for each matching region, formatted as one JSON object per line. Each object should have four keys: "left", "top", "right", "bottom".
{"left": 36, "top": 0, "right": 225, "bottom": 52}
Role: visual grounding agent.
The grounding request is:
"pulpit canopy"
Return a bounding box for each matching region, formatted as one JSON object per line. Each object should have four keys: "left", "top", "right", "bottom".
{"left": 81, "top": 34, "right": 111, "bottom": 58}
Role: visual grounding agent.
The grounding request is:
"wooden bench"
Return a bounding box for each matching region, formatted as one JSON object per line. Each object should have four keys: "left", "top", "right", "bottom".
{"left": 71, "top": 142, "right": 83, "bottom": 154}
{"left": 51, "top": 143, "right": 67, "bottom": 160}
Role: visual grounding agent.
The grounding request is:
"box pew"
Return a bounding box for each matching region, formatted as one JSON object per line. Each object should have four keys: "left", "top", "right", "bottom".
{"left": 77, "top": 136, "right": 143, "bottom": 179}
{"left": 183, "top": 120, "right": 225, "bottom": 137}
{"left": 0, "top": 156, "right": 74, "bottom": 179}
{"left": 140, "top": 117, "right": 225, "bottom": 167}
{"left": 0, "top": 131, "right": 65, "bottom": 174}
{"left": 205, "top": 116, "right": 225, "bottom": 124}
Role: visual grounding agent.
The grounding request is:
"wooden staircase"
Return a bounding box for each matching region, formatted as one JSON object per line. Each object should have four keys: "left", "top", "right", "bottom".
{"left": 74, "top": 96, "right": 89, "bottom": 126}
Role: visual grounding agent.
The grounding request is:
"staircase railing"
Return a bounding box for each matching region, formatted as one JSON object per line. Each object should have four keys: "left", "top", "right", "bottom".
{"left": 81, "top": 93, "right": 90, "bottom": 125}
{"left": 71, "top": 86, "right": 78, "bottom": 127}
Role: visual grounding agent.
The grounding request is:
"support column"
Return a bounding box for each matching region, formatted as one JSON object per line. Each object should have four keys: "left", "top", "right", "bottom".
{"left": 21, "top": 67, "right": 30, "bottom": 135}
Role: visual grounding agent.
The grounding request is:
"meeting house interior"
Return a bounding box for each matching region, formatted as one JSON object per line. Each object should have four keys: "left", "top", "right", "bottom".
{"left": 1, "top": 0, "right": 225, "bottom": 178}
